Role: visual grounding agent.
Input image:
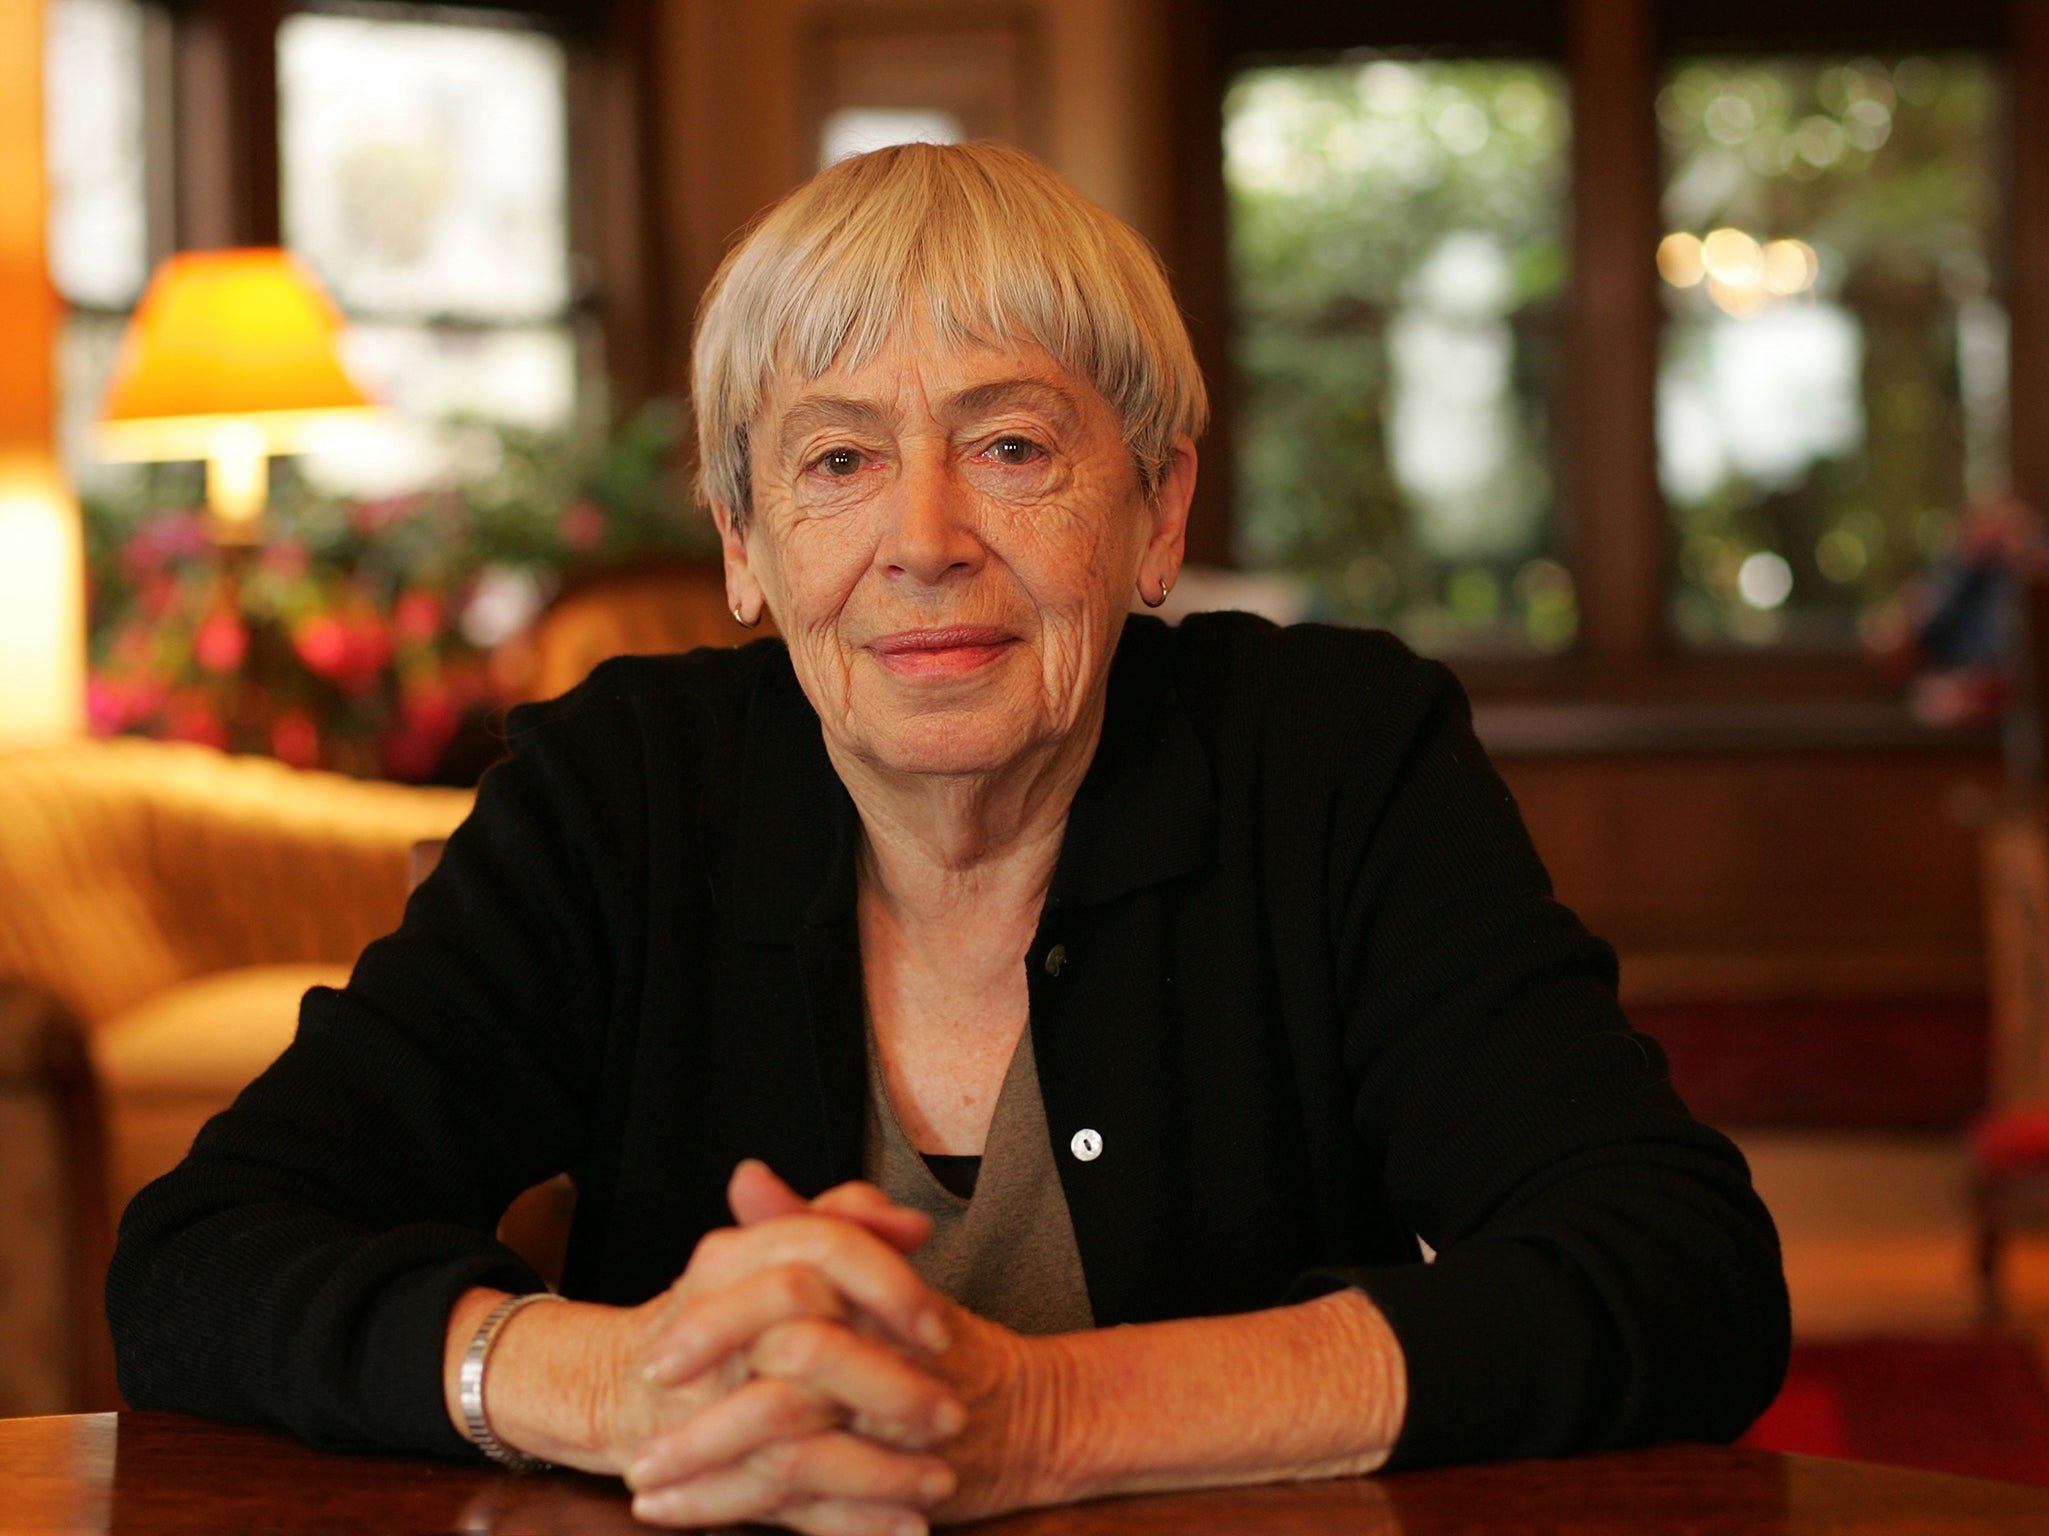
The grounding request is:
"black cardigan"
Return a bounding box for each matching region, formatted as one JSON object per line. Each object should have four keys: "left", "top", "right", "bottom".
{"left": 106, "top": 613, "right": 1789, "bottom": 1471}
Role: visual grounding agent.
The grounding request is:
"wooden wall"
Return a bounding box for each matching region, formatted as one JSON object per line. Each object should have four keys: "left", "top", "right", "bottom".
{"left": 1498, "top": 748, "right": 2001, "bottom": 1007}
{"left": 648, "top": 0, "right": 1176, "bottom": 409}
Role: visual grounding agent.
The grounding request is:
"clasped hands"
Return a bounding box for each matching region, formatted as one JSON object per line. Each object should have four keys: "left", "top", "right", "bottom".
{"left": 603, "top": 1160, "right": 1058, "bottom": 1534}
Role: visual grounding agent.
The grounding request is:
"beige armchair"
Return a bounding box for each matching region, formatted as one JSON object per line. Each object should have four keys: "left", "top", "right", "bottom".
{"left": 0, "top": 738, "right": 471, "bottom": 1412}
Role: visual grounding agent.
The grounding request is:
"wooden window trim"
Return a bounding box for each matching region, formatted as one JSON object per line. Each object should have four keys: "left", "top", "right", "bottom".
{"left": 564, "top": 0, "right": 667, "bottom": 415}
{"left": 169, "top": 0, "right": 284, "bottom": 251}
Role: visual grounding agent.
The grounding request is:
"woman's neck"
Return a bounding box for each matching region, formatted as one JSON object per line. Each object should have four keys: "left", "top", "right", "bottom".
{"left": 830, "top": 707, "right": 1103, "bottom": 930}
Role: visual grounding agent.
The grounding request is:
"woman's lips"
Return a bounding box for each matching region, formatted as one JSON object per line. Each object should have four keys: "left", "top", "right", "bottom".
{"left": 866, "top": 626, "right": 1018, "bottom": 678}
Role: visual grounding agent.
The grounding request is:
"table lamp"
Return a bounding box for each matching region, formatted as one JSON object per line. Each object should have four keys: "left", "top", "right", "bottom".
{"left": 95, "top": 249, "right": 379, "bottom": 543}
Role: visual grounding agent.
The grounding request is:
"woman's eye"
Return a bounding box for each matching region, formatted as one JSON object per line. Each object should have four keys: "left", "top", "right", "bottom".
{"left": 987, "top": 437, "right": 1043, "bottom": 466}
{"left": 816, "top": 448, "right": 864, "bottom": 477}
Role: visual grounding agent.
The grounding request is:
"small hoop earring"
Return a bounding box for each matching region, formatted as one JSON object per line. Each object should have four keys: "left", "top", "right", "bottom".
{"left": 732, "top": 604, "right": 761, "bottom": 630}
{"left": 1139, "top": 578, "right": 1165, "bottom": 610}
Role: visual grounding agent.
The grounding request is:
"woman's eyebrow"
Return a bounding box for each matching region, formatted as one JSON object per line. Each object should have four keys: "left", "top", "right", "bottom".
{"left": 775, "top": 396, "right": 900, "bottom": 459}
{"left": 941, "top": 379, "right": 1081, "bottom": 433}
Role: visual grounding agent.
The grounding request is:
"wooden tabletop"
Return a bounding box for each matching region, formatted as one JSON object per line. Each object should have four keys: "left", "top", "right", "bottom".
{"left": 8, "top": 1411, "right": 2049, "bottom": 1535}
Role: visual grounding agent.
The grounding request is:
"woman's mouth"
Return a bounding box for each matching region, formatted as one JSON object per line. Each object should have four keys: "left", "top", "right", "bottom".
{"left": 866, "top": 626, "right": 1019, "bottom": 678}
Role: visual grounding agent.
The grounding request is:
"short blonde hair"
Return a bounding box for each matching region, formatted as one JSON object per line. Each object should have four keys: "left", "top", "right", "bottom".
{"left": 692, "top": 142, "right": 1209, "bottom": 528}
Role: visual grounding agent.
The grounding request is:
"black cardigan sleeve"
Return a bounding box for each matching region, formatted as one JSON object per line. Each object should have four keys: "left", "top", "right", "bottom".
{"left": 1291, "top": 651, "right": 1789, "bottom": 1468}
{"left": 104, "top": 687, "right": 629, "bottom": 1456}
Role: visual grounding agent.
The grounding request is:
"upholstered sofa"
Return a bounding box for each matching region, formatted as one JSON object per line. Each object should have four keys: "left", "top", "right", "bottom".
{"left": 0, "top": 738, "right": 471, "bottom": 1413}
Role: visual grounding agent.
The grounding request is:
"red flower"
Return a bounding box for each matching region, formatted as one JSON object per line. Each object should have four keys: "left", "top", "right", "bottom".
{"left": 392, "top": 589, "right": 445, "bottom": 646}
{"left": 127, "top": 676, "right": 169, "bottom": 721}
{"left": 293, "top": 614, "right": 350, "bottom": 678}
{"left": 350, "top": 496, "right": 419, "bottom": 536}
{"left": 260, "top": 540, "right": 310, "bottom": 584}
{"left": 122, "top": 513, "right": 206, "bottom": 580}
{"left": 270, "top": 710, "right": 321, "bottom": 769}
{"left": 379, "top": 679, "right": 466, "bottom": 781}
{"left": 162, "top": 688, "right": 227, "bottom": 750}
{"left": 194, "top": 610, "right": 249, "bottom": 674}
{"left": 87, "top": 679, "right": 129, "bottom": 733}
{"left": 337, "top": 612, "right": 393, "bottom": 695}
{"left": 559, "top": 500, "right": 605, "bottom": 552}
{"left": 90, "top": 672, "right": 169, "bottom": 731}
{"left": 113, "top": 624, "right": 154, "bottom": 666}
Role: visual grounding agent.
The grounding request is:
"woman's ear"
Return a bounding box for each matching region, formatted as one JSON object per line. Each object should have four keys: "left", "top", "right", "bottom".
{"left": 710, "top": 502, "right": 768, "bottom": 628}
{"left": 1143, "top": 436, "right": 1198, "bottom": 587}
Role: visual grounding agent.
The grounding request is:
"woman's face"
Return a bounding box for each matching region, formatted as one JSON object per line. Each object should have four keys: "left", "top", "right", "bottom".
{"left": 716, "top": 323, "right": 1194, "bottom": 783}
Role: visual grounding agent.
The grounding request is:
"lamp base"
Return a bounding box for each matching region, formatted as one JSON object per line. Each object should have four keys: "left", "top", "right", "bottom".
{"left": 204, "top": 508, "right": 266, "bottom": 547}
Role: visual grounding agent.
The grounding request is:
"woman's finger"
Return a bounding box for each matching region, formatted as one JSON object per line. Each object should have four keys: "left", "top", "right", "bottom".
{"left": 626, "top": 1376, "right": 842, "bottom": 1490}
{"left": 809, "top": 1182, "right": 933, "bottom": 1256}
{"left": 726, "top": 1159, "right": 810, "bottom": 1226}
{"left": 748, "top": 1317, "right": 965, "bottom": 1442}
{"left": 729, "top": 1162, "right": 933, "bottom": 1257}
{"left": 667, "top": 1216, "right": 950, "bottom": 1359}
{"left": 643, "top": 1262, "right": 849, "bottom": 1386}
{"left": 779, "top": 1497, "right": 932, "bottom": 1536}
{"left": 631, "top": 1431, "right": 955, "bottom": 1529}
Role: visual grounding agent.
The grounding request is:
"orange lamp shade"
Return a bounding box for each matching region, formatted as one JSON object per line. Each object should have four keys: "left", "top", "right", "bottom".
{"left": 96, "top": 248, "right": 378, "bottom": 464}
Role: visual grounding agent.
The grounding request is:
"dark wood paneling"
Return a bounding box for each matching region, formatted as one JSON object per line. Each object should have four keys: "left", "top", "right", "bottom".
{"left": 1659, "top": 0, "right": 2009, "bottom": 55}
{"left": 1165, "top": 0, "right": 1236, "bottom": 569}
{"left": 1221, "top": 0, "right": 1564, "bottom": 60}
{"left": 1499, "top": 748, "right": 2003, "bottom": 999}
{"left": 169, "top": 0, "right": 283, "bottom": 250}
{"left": 1566, "top": 0, "right": 1666, "bottom": 675}
{"left": 1217, "top": 0, "right": 2011, "bottom": 65}
{"left": 2012, "top": 0, "right": 2049, "bottom": 514}
{"left": 566, "top": 0, "right": 667, "bottom": 416}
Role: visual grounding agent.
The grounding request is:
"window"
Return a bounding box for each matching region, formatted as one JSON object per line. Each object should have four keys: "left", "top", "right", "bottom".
{"left": 41, "top": 1, "right": 586, "bottom": 501}
{"left": 1656, "top": 54, "right": 2005, "bottom": 651}
{"left": 807, "top": 13, "right": 1042, "bottom": 172}
{"left": 276, "top": 7, "right": 580, "bottom": 495}
{"left": 1210, "top": 4, "right": 2035, "bottom": 697}
{"left": 1224, "top": 57, "right": 1573, "bottom": 652}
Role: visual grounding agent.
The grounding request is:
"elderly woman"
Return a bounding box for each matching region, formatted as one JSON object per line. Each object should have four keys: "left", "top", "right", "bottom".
{"left": 108, "top": 144, "right": 1787, "bottom": 1533}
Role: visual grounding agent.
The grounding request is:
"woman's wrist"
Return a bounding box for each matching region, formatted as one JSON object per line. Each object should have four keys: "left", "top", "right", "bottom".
{"left": 443, "top": 1286, "right": 510, "bottom": 1449}
{"left": 1014, "top": 1329, "right": 1097, "bottom": 1509}
{"left": 441, "top": 1284, "right": 640, "bottom": 1474}
{"left": 1015, "top": 1293, "right": 1407, "bottom": 1507}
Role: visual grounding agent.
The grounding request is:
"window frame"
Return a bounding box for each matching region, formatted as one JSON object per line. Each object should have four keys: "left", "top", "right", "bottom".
{"left": 159, "top": 0, "right": 666, "bottom": 416}
{"left": 1179, "top": 0, "right": 2049, "bottom": 708}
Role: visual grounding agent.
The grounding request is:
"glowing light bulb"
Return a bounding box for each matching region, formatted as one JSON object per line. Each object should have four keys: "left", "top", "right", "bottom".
{"left": 1701, "top": 228, "right": 1764, "bottom": 287}
{"left": 1761, "top": 239, "right": 1819, "bottom": 296}
{"left": 1658, "top": 231, "right": 1707, "bottom": 287}
{"left": 1737, "top": 551, "right": 1794, "bottom": 610}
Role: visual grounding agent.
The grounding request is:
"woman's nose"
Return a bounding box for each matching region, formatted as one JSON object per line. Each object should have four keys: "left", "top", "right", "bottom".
{"left": 878, "top": 450, "right": 983, "bottom": 585}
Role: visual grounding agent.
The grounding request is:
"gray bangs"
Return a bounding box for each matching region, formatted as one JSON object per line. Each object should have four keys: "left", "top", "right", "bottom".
{"left": 693, "top": 142, "right": 1208, "bottom": 529}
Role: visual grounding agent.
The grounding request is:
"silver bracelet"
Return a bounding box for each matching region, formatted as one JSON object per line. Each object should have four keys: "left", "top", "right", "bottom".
{"left": 459, "top": 1291, "right": 566, "bottom": 1472}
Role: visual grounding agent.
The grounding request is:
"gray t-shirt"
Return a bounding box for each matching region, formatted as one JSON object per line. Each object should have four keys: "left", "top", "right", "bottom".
{"left": 862, "top": 1024, "right": 1095, "bottom": 1335}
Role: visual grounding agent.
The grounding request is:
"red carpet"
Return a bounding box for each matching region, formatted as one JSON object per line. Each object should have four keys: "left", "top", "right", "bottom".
{"left": 1739, "top": 1337, "right": 2049, "bottom": 1486}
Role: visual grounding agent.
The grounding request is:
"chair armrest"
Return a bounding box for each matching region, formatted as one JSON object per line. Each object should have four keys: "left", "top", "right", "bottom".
{"left": 0, "top": 980, "right": 116, "bottom": 1410}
